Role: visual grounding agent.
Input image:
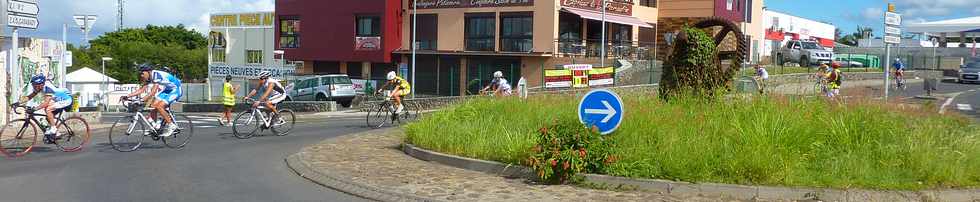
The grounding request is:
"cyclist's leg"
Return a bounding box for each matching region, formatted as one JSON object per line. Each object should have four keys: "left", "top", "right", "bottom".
{"left": 391, "top": 88, "right": 403, "bottom": 110}
{"left": 267, "top": 94, "right": 286, "bottom": 114}
{"left": 154, "top": 88, "right": 180, "bottom": 125}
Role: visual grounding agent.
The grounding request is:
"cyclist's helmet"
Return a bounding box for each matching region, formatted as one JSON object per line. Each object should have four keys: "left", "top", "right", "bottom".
{"left": 258, "top": 71, "right": 272, "bottom": 79}
{"left": 30, "top": 74, "right": 46, "bottom": 85}
{"left": 387, "top": 71, "right": 397, "bottom": 80}
{"left": 137, "top": 63, "right": 154, "bottom": 72}
{"left": 493, "top": 71, "right": 503, "bottom": 78}
{"left": 831, "top": 62, "right": 842, "bottom": 68}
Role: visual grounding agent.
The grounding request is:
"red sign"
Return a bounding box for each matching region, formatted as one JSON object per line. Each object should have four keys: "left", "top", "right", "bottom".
{"left": 355, "top": 37, "right": 381, "bottom": 51}
{"left": 561, "top": 0, "right": 632, "bottom": 16}
{"left": 413, "top": 0, "right": 534, "bottom": 9}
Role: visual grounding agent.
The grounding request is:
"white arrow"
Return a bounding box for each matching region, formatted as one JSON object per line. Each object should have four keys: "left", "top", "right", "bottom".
{"left": 584, "top": 100, "right": 617, "bottom": 123}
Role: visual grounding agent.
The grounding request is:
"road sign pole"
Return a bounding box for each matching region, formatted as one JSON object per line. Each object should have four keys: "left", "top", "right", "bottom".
{"left": 884, "top": 44, "right": 891, "bottom": 100}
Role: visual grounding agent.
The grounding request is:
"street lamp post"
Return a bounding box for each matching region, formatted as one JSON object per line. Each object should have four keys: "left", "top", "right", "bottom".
{"left": 101, "top": 57, "right": 113, "bottom": 110}
{"left": 411, "top": 0, "right": 417, "bottom": 98}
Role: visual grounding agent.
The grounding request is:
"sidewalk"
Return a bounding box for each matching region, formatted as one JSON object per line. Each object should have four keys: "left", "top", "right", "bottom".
{"left": 288, "top": 129, "right": 762, "bottom": 202}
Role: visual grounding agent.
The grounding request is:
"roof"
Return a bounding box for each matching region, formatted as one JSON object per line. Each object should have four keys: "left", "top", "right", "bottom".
{"left": 66, "top": 67, "right": 119, "bottom": 83}
{"left": 907, "top": 16, "right": 980, "bottom": 34}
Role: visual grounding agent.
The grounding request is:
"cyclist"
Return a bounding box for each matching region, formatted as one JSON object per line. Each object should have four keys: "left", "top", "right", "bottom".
{"left": 120, "top": 64, "right": 183, "bottom": 137}
{"left": 824, "top": 62, "right": 843, "bottom": 98}
{"left": 753, "top": 65, "right": 769, "bottom": 94}
{"left": 892, "top": 58, "right": 906, "bottom": 87}
{"left": 377, "top": 71, "right": 411, "bottom": 113}
{"left": 15, "top": 74, "right": 74, "bottom": 138}
{"left": 244, "top": 71, "right": 287, "bottom": 117}
{"left": 481, "top": 71, "right": 512, "bottom": 96}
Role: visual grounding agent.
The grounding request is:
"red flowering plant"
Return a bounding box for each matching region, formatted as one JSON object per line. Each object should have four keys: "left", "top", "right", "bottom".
{"left": 526, "top": 119, "right": 615, "bottom": 184}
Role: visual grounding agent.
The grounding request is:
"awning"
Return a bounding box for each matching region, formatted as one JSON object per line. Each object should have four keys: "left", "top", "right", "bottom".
{"left": 562, "top": 7, "right": 653, "bottom": 28}
{"left": 906, "top": 16, "right": 980, "bottom": 34}
{"left": 818, "top": 38, "right": 835, "bottom": 48}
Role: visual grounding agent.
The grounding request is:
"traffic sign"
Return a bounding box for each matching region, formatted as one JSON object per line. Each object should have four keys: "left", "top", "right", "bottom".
{"left": 8, "top": 0, "right": 39, "bottom": 16}
{"left": 884, "top": 36, "right": 901, "bottom": 44}
{"left": 885, "top": 12, "right": 901, "bottom": 26}
{"left": 885, "top": 27, "right": 901, "bottom": 35}
{"left": 7, "top": 14, "right": 38, "bottom": 29}
{"left": 578, "top": 89, "right": 624, "bottom": 135}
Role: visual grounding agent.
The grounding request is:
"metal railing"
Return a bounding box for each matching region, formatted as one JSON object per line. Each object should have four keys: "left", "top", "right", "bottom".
{"left": 554, "top": 39, "right": 655, "bottom": 60}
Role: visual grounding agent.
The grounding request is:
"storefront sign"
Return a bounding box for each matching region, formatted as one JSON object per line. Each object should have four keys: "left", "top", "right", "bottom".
{"left": 211, "top": 12, "right": 275, "bottom": 28}
{"left": 561, "top": 0, "right": 632, "bottom": 15}
{"left": 208, "top": 65, "right": 296, "bottom": 79}
{"left": 351, "top": 79, "right": 378, "bottom": 95}
{"left": 413, "top": 0, "right": 534, "bottom": 9}
{"left": 545, "top": 67, "right": 615, "bottom": 88}
{"left": 588, "top": 67, "right": 614, "bottom": 86}
{"left": 545, "top": 69, "right": 573, "bottom": 88}
{"left": 355, "top": 37, "right": 382, "bottom": 51}
{"left": 113, "top": 84, "right": 141, "bottom": 92}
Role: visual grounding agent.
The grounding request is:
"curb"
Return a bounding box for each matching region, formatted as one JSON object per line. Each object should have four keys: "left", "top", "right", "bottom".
{"left": 401, "top": 144, "right": 979, "bottom": 202}
{"left": 285, "top": 143, "right": 443, "bottom": 202}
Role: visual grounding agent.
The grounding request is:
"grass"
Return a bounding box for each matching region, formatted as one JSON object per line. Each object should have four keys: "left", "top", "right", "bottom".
{"left": 405, "top": 93, "right": 980, "bottom": 190}
{"left": 739, "top": 66, "right": 881, "bottom": 76}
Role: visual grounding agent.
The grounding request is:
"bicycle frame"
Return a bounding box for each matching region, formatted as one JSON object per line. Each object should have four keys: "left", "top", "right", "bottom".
{"left": 243, "top": 105, "right": 275, "bottom": 128}
{"left": 15, "top": 106, "right": 70, "bottom": 136}
{"left": 122, "top": 101, "right": 177, "bottom": 136}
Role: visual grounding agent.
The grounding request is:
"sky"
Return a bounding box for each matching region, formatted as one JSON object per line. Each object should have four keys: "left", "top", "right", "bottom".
{"left": 765, "top": 0, "right": 980, "bottom": 38}
{"left": 11, "top": 0, "right": 980, "bottom": 45}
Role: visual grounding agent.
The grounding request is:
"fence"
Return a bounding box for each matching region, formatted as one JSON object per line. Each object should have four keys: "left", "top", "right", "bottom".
{"left": 835, "top": 47, "right": 974, "bottom": 70}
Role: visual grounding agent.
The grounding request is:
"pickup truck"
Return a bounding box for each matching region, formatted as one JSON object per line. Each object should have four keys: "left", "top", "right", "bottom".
{"left": 776, "top": 40, "right": 834, "bottom": 67}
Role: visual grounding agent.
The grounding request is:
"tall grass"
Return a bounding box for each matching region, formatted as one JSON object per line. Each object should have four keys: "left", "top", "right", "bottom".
{"left": 405, "top": 93, "right": 980, "bottom": 190}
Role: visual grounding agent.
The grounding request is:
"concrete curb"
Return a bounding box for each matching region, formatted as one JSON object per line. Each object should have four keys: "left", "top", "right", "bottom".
{"left": 401, "top": 144, "right": 980, "bottom": 202}
{"left": 285, "top": 143, "right": 443, "bottom": 202}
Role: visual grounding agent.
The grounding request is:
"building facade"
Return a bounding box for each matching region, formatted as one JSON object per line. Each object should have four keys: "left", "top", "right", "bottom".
{"left": 208, "top": 11, "right": 296, "bottom": 101}
{"left": 656, "top": 0, "right": 765, "bottom": 63}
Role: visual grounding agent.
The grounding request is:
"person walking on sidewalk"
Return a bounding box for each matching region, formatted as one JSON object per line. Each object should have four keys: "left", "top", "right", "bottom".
{"left": 220, "top": 75, "right": 239, "bottom": 126}
{"left": 825, "top": 62, "right": 843, "bottom": 99}
{"left": 753, "top": 65, "right": 769, "bottom": 94}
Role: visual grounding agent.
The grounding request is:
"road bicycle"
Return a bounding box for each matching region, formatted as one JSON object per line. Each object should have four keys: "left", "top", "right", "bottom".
{"left": 810, "top": 74, "right": 829, "bottom": 96}
{"left": 366, "top": 91, "right": 421, "bottom": 128}
{"left": 0, "top": 103, "right": 91, "bottom": 157}
{"left": 232, "top": 98, "right": 295, "bottom": 139}
{"left": 108, "top": 97, "right": 194, "bottom": 152}
{"left": 894, "top": 73, "right": 907, "bottom": 91}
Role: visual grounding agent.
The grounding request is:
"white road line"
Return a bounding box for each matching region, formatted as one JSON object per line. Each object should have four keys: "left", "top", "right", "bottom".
{"left": 957, "top": 104, "right": 974, "bottom": 111}
{"left": 939, "top": 97, "right": 956, "bottom": 114}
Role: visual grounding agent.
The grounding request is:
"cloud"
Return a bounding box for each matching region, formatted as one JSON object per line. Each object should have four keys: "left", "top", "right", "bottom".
{"left": 861, "top": 7, "right": 884, "bottom": 21}
{"left": 32, "top": 0, "right": 274, "bottom": 44}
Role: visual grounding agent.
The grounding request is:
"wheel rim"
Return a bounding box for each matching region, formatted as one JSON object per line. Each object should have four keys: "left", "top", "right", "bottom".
{"left": 367, "top": 104, "right": 388, "bottom": 128}
{"left": 55, "top": 117, "right": 91, "bottom": 152}
{"left": 0, "top": 120, "right": 38, "bottom": 157}
{"left": 271, "top": 110, "right": 296, "bottom": 136}
{"left": 233, "top": 111, "right": 259, "bottom": 139}
{"left": 109, "top": 116, "right": 144, "bottom": 152}
{"left": 163, "top": 114, "right": 193, "bottom": 148}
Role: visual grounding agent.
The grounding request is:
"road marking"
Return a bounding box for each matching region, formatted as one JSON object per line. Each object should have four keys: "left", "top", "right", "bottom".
{"left": 957, "top": 104, "right": 974, "bottom": 111}
{"left": 939, "top": 97, "right": 956, "bottom": 114}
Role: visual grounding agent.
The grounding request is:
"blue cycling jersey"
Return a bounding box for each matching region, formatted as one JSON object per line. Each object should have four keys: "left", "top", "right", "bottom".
{"left": 37, "top": 82, "right": 72, "bottom": 101}
{"left": 150, "top": 70, "right": 182, "bottom": 90}
{"left": 892, "top": 61, "right": 904, "bottom": 70}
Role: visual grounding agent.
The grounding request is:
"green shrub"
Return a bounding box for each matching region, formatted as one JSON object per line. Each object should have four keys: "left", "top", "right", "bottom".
{"left": 660, "top": 26, "right": 723, "bottom": 100}
{"left": 526, "top": 119, "right": 615, "bottom": 184}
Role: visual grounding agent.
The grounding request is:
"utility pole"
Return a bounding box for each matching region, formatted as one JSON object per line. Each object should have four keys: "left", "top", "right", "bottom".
{"left": 411, "top": 0, "right": 417, "bottom": 98}
{"left": 117, "top": 0, "right": 124, "bottom": 30}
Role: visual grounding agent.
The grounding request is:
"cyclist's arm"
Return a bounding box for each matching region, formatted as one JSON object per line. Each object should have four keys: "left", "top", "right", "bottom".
{"left": 143, "top": 84, "right": 159, "bottom": 103}
{"left": 20, "top": 89, "right": 39, "bottom": 103}
{"left": 124, "top": 84, "right": 149, "bottom": 98}
{"left": 39, "top": 95, "right": 53, "bottom": 108}
{"left": 259, "top": 84, "right": 275, "bottom": 102}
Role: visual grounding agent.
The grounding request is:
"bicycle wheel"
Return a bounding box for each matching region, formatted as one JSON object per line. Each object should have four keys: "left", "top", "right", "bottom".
{"left": 0, "top": 119, "right": 38, "bottom": 157}
{"left": 271, "top": 109, "right": 296, "bottom": 136}
{"left": 366, "top": 103, "right": 389, "bottom": 128}
{"left": 399, "top": 102, "right": 419, "bottom": 122}
{"left": 232, "top": 111, "right": 259, "bottom": 139}
{"left": 163, "top": 114, "right": 193, "bottom": 149}
{"left": 108, "top": 116, "right": 145, "bottom": 152}
{"left": 54, "top": 117, "right": 91, "bottom": 152}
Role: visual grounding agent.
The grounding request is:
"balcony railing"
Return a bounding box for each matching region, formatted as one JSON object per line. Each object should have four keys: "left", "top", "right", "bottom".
{"left": 555, "top": 39, "right": 656, "bottom": 60}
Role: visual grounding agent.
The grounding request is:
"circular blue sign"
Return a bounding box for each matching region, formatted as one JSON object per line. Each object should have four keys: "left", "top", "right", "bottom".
{"left": 577, "top": 89, "right": 624, "bottom": 135}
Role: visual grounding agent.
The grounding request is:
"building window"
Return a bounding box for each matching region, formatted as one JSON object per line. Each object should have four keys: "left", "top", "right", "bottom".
{"left": 212, "top": 49, "right": 226, "bottom": 63}
{"left": 356, "top": 16, "right": 381, "bottom": 37}
{"left": 246, "top": 50, "right": 263, "bottom": 64}
{"left": 280, "top": 18, "right": 300, "bottom": 48}
{"left": 465, "top": 13, "right": 496, "bottom": 51}
{"left": 639, "top": 0, "right": 656, "bottom": 7}
{"left": 726, "top": 0, "right": 733, "bottom": 10}
{"left": 412, "top": 14, "right": 438, "bottom": 50}
{"left": 500, "top": 13, "right": 533, "bottom": 52}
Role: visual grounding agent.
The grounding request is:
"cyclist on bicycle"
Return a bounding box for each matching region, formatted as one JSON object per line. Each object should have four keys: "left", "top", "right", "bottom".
{"left": 893, "top": 58, "right": 906, "bottom": 86}
{"left": 244, "top": 71, "right": 287, "bottom": 116}
{"left": 825, "top": 62, "right": 843, "bottom": 98}
{"left": 481, "top": 71, "right": 512, "bottom": 96}
{"left": 121, "top": 64, "right": 183, "bottom": 137}
{"left": 377, "top": 71, "right": 411, "bottom": 113}
{"left": 15, "top": 74, "right": 74, "bottom": 138}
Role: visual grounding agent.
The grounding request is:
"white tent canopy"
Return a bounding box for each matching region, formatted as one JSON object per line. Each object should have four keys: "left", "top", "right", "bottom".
{"left": 66, "top": 67, "right": 119, "bottom": 83}
{"left": 907, "top": 16, "right": 980, "bottom": 35}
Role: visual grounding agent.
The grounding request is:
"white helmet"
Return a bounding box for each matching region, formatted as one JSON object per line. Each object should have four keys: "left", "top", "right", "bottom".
{"left": 493, "top": 71, "right": 503, "bottom": 78}
{"left": 258, "top": 71, "right": 272, "bottom": 79}
{"left": 387, "top": 71, "right": 397, "bottom": 80}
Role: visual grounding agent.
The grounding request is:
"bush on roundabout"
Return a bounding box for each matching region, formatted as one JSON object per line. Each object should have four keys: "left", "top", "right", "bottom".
{"left": 404, "top": 93, "right": 980, "bottom": 190}
{"left": 526, "top": 119, "right": 615, "bottom": 184}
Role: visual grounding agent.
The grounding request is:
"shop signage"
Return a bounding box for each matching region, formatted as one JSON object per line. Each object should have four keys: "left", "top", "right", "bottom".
{"left": 208, "top": 65, "right": 296, "bottom": 79}
{"left": 544, "top": 67, "right": 615, "bottom": 88}
{"left": 413, "top": 0, "right": 534, "bottom": 9}
{"left": 355, "top": 37, "right": 382, "bottom": 51}
{"left": 561, "top": 0, "right": 632, "bottom": 16}
{"left": 113, "top": 84, "right": 141, "bottom": 92}
{"left": 351, "top": 79, "right": 378, "bottom": 95}
{"left": 211, "top": 12, "right": 275, "bottom": 28}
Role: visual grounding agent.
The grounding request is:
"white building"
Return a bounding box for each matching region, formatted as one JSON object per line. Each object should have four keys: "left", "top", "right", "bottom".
{"left": 207, "top": 11, "right": 296, "bottom": 101}
{"left": 66, "top": 67, "right": 119, "bottom": 108}
{"left": 760, "top": 9, "right": 836, "bottom": 63}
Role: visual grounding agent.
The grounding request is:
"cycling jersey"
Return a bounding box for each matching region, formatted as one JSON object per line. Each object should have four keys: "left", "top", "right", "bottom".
{"left": 30, "top": 81, "right": 73, "bottom": 102}
{"left": 892, "top": 61, "right": 905, "bottom": 71}
{"left": 261, "top": 78, "right": 286, "bottom": 97}
{"left": 494, "top": 78, "right": 512, "bottom": 95}
{"left": 391, "top": 76, "right": 412, "bottom": 96}
{"left": 150, "top": 70, "right": 182, "bottom": 91}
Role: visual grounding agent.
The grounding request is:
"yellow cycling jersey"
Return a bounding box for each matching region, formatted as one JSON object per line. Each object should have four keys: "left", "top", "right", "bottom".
{"left": 393, "top": 76, "right": 411, "bottom": 91}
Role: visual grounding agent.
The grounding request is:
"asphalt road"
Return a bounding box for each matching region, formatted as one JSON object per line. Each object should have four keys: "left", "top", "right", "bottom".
{"left": 0, "top": 113, "right": 373, "bottom": 202}
{"left": 869, "top": 80, "right": 980, "bottom": 120}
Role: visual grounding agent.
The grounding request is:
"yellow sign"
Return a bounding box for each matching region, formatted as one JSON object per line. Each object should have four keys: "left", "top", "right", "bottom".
{"left": 887, "top": 3, "right": 895, "bottom": 12}
{"left": 211, "top": 12, "right": 275, "bottom": 27}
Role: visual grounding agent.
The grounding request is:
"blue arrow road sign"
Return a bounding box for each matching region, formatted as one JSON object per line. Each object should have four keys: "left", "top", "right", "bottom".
{"left": 578, "top": 89, "right": 624, "bottom": 135}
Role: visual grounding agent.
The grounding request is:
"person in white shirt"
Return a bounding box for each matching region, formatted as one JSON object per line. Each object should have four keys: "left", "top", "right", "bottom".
{"left": 754, "top": 65, "right": 769, "bottom": 94}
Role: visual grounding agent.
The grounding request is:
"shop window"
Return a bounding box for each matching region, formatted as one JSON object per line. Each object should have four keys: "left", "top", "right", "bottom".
{"left": 356, "top": 16, "right": 381, "bottom": 37}
{"left": 465, "top": 13, "right": 496, "bottom": 51}
{"left": 280, "top": 18, "right": 300, "bottom": 48}
{"left": 212, "top": 50, "right": 226, "bottom": 63}
{"left": 639, "top": 0, "right": 656, "bottom": 7}
{"left": 412, "top": 14, "right": 438, "bottom": 50}
{"left": 500, "top": 13, "right": 533, "bottom": 52}
{"left": 246, "top": 50, "right": 263, "bottom": 64}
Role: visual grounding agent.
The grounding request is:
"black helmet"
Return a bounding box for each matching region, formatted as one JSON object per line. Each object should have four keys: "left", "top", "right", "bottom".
{"left": 225, "top": 75, "right": 233, "bottom": 81}
{"left": 137, "top": 63, "right": 154, "bottom": 72}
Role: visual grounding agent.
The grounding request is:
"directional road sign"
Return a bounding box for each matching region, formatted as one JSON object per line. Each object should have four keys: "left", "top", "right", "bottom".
{"left": 885, "top": 12, "right": 901, "bottom": 26}
{"left": 8, "top": 0, "right": 39, "bottom": 16}
{"left": 884, "top": 36, "right": 901, "bottom": 44}
{"left": 578, "top": 89, "right": 624, "bottom": 135}
{"left": 8, "top": 14, "right": 38, "bottom": 29}
{"left": 885, "top": 27, "right": 901, "bottom": 35}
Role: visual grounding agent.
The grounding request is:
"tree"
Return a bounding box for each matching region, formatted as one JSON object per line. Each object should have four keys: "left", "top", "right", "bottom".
{"left": 72, "top": 24, "right": 207, "bottom": 83}
{"left": 837, "top": 26, "right": 874, "bottom": 46}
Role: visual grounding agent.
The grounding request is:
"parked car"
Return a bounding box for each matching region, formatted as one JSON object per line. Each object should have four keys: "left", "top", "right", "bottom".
{"left": 286, "top": 74, "right": 357, "bottom": 107}
{"left": 834, "top": 58, "right": 864, "bottom": 67}
{"left": 959, "top": 62, "right": 980, "bottom": 84}
{"left": 777, "top": 40, "right": 834, "bottom": 67}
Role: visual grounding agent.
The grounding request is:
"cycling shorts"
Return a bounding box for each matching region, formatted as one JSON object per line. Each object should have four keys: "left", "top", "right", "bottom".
{"left": 155, "top": 87, "right": 183, "bottom": 105}
{"left": 267, "top": 93, "right": 287, "bottom": 105}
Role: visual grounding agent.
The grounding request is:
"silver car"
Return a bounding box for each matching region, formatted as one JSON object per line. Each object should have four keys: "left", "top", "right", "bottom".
{"left": 778, "top": 40, "right": 834, "bottom": 66}
{"left": 959, "top": 62, "right": 980, "bottom": 84}
{"left": 286, "top": 74, "right": 357, "bottom": 107}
